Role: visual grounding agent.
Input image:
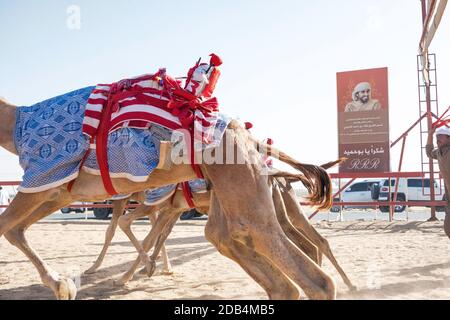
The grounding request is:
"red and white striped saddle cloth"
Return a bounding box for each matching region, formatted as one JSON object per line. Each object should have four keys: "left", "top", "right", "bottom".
{"left": 83, "top": 53, "right": 225, "bottom": 150}
{"left": 82, "top": 71, "right": 222, "bottom": 148}
{"left": 77, "top": 57, "right": 229, "bottom": 196}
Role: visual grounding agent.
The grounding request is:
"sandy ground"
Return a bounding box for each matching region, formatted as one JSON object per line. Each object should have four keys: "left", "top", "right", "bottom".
{"left": 1, "top": 218, "right": 450, "bottom": 300}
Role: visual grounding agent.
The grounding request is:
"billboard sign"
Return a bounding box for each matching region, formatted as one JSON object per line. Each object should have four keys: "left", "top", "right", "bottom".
{"left": 337, "top": 67, "right": 390, "bottom": 173}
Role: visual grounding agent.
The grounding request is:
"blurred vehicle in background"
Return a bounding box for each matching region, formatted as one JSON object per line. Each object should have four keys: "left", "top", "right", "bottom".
{"left": 60, "top": 202, "right": 88, "bottom": 214}
{"left": 180, "top": 209, "right": 204, "bottom": 220}
{"left": 330, "top": 180, "right": 381, "bottom": 212}
{"left": 59, "top": 200, "right": 207, "bottom": 220}
{"left": 376, "top": 178, "right": 445, "bottom": 213}
{"left": 91, "top": 199, "right": 143, "bottom": 219}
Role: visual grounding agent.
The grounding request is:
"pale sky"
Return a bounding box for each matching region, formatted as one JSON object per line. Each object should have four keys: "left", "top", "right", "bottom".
{"left": 1, "top": 0, "right": 449, "bottom": 180}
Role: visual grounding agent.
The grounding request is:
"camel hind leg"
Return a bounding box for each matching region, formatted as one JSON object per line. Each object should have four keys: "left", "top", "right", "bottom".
{"left": 3, "top": 189, "right": 78, "bottom": 300}
{"left": 0, "top": 190, "right": 60, "bottom": 238}
{"left": 85, "top": 197, "right": 129, "bottom": 274}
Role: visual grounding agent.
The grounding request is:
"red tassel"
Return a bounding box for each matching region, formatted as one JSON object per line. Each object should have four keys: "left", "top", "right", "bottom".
{"left": 209, "top": 53, "right": 223, "bottom": 67}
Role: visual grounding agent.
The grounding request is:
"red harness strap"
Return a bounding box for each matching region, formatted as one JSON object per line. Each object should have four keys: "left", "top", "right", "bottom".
{"left": 96, "top": 86, "right": 119, "bottom": 196}
{"left": 181, "top": 181, "right": 196, "bottom": 209}
{"left": 87, "top": 74, "right": 209, "bottom": 196}
{"left": 170, "top": 182, "right": 196, "bottom": 209}
{"left": 192, "top": 163, "right": 204, "bottom": 179}
{"left": 189, "top": 128, "right": 204, "bottom": 179}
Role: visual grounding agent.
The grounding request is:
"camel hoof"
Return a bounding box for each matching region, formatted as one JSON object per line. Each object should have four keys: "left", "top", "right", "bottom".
{"left": 57, "top": 278, "right": 77, "bottom": 300}
{"left": 138, "top": 267, "right": 147, "bottom": 275}
{"left": 114, "top": 278, "right": 127, "bottom": 287}
{"left": 84, "top": 266, "right": 98, "bottom": 274}
{"left": 349, "top": 285, "right": 358, "bottom": 292}
{"left": 114, "top": 272, "right": 133, "bottom": 287}
{"left": 144, "top": 260, "right": 157, "bottom": 278}
{"left": 162, "top": 270, "right": 174, "bottom": 276}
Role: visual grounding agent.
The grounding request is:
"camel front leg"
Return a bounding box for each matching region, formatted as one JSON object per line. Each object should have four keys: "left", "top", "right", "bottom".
{"left": 115, "top": 203, "right": 160, "bottom": 285}
{"left": 278, "top": 179, "right": 357, "bottom": 291}
{"left": 116, "top": 205, "right": 176, "bottom": 285}
{"left": 138, "top": 192, "right": 211, "bottom": 277}
{"left": 254, "top": 183, "right": 336, "bottom": 300}
{"left": 208, "top": 242, "right": 301, "bottom": 300}
{"left": 85, "top": 198, "right": 129, "bottom": 274}
{"left": 149, "top": 212, "right": 175, "bottom": 275}
{"left": 4, "top": 191, "right": 78, "bottom": 300}
{"left": 205, "top": 195, "right": 300, "bottom": 300}
{"left": 203, "top": 164, "right": 335, "bottom": 299}
{"left": 444, "top": 209, "right": 450, "bottom": 239}
{"left": 227, "top": 240, "right": 300, "bottom": 300}
{"left": 159, "top": 238, "right": 172, "bottom": 275}
{"left": 271, "top": 179, "right": 320, "bottom": 264}
{"left": 145, "top": 209, "right": 184, "bottom": 276}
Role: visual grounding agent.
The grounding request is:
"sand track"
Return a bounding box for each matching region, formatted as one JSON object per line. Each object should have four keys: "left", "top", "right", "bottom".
{"left": 1, "top": 219, "right": 450, "bottom": 300}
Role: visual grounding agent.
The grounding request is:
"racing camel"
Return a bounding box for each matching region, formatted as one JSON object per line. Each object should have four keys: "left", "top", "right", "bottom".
{"left": 85, "top": 172, "right": 355, "bottom": 293}
{"left": 0, "top": 96, "right": 337, "bottom": 300}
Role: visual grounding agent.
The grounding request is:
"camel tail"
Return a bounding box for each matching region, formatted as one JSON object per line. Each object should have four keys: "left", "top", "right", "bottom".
{"left": 270, "top": 171, "right": 313, "bottom": 189}
{"left": 320, "top": 158, "right": 346, "bottom": 170}
{"left": 257, "top": 141, "right": 345, "bottom": 211}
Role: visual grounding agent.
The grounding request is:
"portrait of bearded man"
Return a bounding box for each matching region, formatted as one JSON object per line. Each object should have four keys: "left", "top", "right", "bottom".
{"left": 345, "top": 82, "right": 381, "bottom": 112}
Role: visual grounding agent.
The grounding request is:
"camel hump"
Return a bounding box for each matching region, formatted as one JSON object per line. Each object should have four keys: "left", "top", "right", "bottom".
{"left": 0, "top": 96, "right": 9, "bottom": 104}
{"left": 0, "top": 97, "right": 15, "bottom": 110}
{"left": 0, "top": 96, "right": 15, "bottom": 107}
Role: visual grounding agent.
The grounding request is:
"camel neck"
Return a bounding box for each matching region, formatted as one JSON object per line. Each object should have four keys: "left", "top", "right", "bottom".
{"left": 0, "top": 101, "right": 18, "bottom": 155}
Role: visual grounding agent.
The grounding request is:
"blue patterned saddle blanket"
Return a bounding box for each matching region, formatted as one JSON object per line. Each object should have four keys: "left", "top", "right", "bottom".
{"left": 14, "top": 87, "right": 229, "bottom": 193}
{"left": 144, "top": 179, "right": 207, "bottom": 206}
{"left": 110, "top": 179, "right": 207, "bottom": 206}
